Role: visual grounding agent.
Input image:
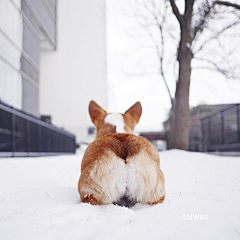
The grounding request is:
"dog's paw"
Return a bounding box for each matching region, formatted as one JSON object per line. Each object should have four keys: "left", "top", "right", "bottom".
{"left": 82, "top": 194, "right": 103, "bottom": 205}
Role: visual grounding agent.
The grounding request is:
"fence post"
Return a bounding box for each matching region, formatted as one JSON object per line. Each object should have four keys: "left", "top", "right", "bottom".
{"left": 27, "top": 120, "right": 30, "bottom": 154}
{"left": 11, "top": 113, "right": 15, "bottom": 156}
{"left": 201, "top": 119, "right": 204, "bottom": 152}
{"left": 62, "top": 133, "right": 64, "bottom": 153}
{"left": 221, "top": 111, "right": 225, "bottom": 145}
{"left": 237, "top": 104, "right": 240, "bottom": 146}
{"left": 48, "top": 128, "right": 51, "bottom": 152}
{"left": 39, "top": 125, "right": 42, "bottom": 154}
{"left": 208, "top": 117, "right": 211, "bottom": 151}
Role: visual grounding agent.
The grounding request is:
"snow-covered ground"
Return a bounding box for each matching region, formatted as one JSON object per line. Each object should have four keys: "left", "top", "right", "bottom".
{"left": 0, "top": 147, "right": 240, "bottom": 240}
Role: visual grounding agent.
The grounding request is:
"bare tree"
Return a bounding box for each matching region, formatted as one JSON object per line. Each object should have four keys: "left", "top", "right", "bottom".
{"left": 111, "top": 0, "right": 240, "bottom": 150}
{"left": 168, "top": 0, "right": 240, "bottom": 149}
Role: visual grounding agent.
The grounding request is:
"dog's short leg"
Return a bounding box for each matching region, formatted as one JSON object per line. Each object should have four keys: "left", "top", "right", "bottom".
{"left": 126, "top": 150, "right": 165, "bottom": 204}
{"left": 79, "top": 150, "right": 127, "bottom": 205}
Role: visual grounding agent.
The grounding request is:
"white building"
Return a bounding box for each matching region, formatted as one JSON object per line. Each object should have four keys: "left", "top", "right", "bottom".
{"left": 0, "top": 0, "right": 107, "bottom": 142}
{"left": 40, "top": 0, "right": 107, "bottom": 142}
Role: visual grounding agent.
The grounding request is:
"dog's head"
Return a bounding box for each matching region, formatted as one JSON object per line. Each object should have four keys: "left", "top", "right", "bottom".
{"left": 89, "top": 101, "right": 142, "bottom": 139}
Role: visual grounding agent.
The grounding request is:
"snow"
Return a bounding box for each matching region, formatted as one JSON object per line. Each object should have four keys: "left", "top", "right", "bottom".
{"left": 186, "top": 42, "right": 191, "bottom": 50}
{"left": 0, "top": 148, "right": 240, "bottom": 240}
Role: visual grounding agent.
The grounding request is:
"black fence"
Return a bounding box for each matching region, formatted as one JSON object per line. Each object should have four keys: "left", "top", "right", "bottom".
{"left": 0, "top": 102, "right": 76, "bottom": 157}
{"left": 189, "top": 104, "right": 240, "bottom": 152}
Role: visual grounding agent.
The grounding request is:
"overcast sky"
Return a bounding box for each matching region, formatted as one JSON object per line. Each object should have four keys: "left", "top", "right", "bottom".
{"left": 106, "top": 0, "right": 240, "bottom": 132}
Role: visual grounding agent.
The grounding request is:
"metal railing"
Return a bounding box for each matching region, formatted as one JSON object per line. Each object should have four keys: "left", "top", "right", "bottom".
{"left": 189, "top": 104, "right": 240, "bottom": 152}
{"left": 0, "top": 102, "right": 76, "bottom": 157}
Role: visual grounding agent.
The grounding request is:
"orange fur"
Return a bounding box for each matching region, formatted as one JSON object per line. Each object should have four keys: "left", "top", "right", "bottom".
{"left": 78, "top": 101, "right": 165, "bottom": 206}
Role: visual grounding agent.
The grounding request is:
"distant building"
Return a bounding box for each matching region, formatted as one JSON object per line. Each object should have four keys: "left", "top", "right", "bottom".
{"left": 163, "top": 104, "right": 240, "bottom": 152}
{"left": 139, "top": 131, "right": 166, "bottom": 151}
{"left": 189, "top": 104, "right": 240, "bottom": 152}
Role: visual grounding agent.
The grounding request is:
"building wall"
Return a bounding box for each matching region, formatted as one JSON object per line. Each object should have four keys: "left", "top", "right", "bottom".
{"left": 40, "top": 0, "right": 107, "bottom": 142}
{"left": 0, "top": 0, "right": 57, "bottom": 117}
{"left": 21, "top": 0, "right": 57, "bottom": 116}
{"left": 0, "top": 0, "right": 22, "bottom": 110}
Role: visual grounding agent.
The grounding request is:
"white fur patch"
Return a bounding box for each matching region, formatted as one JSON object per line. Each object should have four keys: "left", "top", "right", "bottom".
{"left": 81, "top": 149, "right": 164, "bottom": 204}
{"left": 126, "top": 150, "right": 165, "bottom": 203}
{"left": 85, "top": 150, "right": 127, "bottom": 203}
{"left": 104, "top": 113, "right": 125, "bottom": 133}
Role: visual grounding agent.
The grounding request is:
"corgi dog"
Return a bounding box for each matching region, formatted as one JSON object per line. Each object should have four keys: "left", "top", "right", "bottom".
{"left": 78, "top": 101, "right": 165, "bottom": 206}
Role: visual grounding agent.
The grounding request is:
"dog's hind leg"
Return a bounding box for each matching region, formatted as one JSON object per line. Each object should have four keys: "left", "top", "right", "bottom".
{"left": 79, "top": 150, "right": 127, "bottom": 205}
{"left": 125, "top": 149, "right": 165, "bottom": 205}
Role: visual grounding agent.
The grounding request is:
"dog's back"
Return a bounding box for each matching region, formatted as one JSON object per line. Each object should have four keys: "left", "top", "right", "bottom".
{"left": 78, "top": 101, "right": 165, "bottom": 205}
{"left": 79, "top": 134, "right": 165, "bottom": 205}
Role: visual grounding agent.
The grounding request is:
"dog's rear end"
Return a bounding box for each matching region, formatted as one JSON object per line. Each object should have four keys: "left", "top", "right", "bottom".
{"left": 78, "top": 101, "right": 165, "bottom": 206}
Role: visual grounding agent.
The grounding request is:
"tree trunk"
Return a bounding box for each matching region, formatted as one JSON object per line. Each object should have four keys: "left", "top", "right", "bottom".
{"left": 167, "top": 0, "right": 195, "bottom": 150}
{"left": 168, "top": 99, "right": 176, "bottom": 148}
{"left": 168, "top": 25, "right": 193, "bottom": 150}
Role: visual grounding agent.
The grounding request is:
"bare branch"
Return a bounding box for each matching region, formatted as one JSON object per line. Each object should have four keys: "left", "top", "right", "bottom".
{"left": 129, "top": 1, "right": 174, "bottom": 103}
{"left": 195, "top": 66, "right": 239, "bottom": 79}
{"left": 194, "top": 57, "right": 239, "bottom": 79}
{"left": 192, "top": 1, "right": 213, "bottom": 38}
{"left": 159, "top": 19, "right": 173, "bottom": 104}
{"left": 194, "top": 20, "right": 240, "bottom": 54}
{"left": 169, "top": 0, "right": 184, "bottom": 25}
{"left": 214, "top": 1, "right": 240, "bottom": 10}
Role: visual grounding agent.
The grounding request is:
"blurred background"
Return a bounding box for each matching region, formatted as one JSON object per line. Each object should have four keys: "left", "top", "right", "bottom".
{"left": 0, "top": 0, "right": 240, "bottom": 156}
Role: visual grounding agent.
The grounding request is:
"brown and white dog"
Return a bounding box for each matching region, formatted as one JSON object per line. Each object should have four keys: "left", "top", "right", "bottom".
{"left": 78, "top": 101, "right": 165, "bottom": 206}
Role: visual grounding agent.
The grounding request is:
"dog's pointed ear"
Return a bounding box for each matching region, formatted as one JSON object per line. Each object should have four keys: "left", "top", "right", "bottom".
{"left": 124, "top": 101, "right": 142, "bottom": 127}
{"left": 89, "top": 101, "right": 107, "bottom": 127}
